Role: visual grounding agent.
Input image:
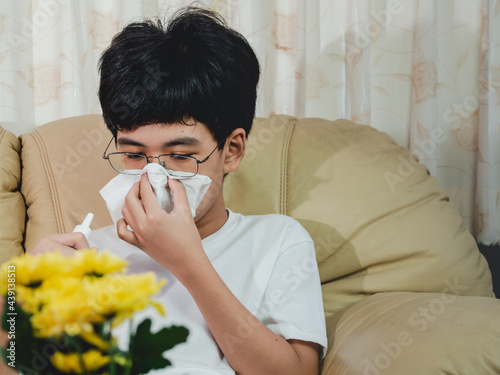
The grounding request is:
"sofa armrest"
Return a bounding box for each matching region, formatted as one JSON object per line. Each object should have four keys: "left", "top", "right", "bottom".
{"left": 321, "top": 292, "right": 500, "bottom": 375}
{"left": 0, "top": 127, "right": 25, "bottom": 262}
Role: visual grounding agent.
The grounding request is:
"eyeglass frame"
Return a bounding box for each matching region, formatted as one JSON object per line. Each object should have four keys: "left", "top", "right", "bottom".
{"left": 102, "top": 137, "right": 223, "bottom": 177}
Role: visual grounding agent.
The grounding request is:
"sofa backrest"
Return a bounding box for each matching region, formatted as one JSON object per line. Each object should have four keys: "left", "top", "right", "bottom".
{"left": 224, "top": 115, "right": 494, "bottom": 316}
{"left": 19, "top": 115, "right": 116, "bottom": 251}
{"left": 13, "top": 114, "right": 494, "bottom": 317}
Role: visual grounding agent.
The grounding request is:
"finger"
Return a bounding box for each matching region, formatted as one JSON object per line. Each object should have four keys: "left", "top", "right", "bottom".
{"left": 168, "top": 178, "right": 191, "bottom": 214}
{"left": 54, "top": 246, "right": 81, "bottom": 256}
{"left": 44, "top": 232, "right": 90, "bottom": 250}
{"left": 124, "top": 180, "right": 146, "bottom": 221}
{"left": 139, "top": 173, "right": 161, "bottom": 211}
{"left": 117, "top": 218, "right": 141, "bottom": 248}
{"left": 122, "top": 204, "right": 138, "bottom": 232}
{"left": 30, "top": 240, "right": 78, "bottom": 256}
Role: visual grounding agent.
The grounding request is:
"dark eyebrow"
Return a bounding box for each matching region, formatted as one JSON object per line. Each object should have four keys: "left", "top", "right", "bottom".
{"left": 117, "top": 136, "right": 201, "bottom": 148}
{"left": 162, "top": 137, "right": 200, "bottom": 147}
{"left": 116, "top": 138, "right": 145, "bottom": 147}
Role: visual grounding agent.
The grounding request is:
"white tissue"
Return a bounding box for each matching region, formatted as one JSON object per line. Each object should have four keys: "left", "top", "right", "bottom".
{"left": 99, "top": 163, "right": 212, "bottom": 224}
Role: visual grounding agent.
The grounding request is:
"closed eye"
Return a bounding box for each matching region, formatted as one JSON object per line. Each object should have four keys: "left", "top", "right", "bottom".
{"left": 125, "top": 153, "right": 145, "bottom": 160}
{"left": 168, "top": 154, "right": 193, "bottom": 161}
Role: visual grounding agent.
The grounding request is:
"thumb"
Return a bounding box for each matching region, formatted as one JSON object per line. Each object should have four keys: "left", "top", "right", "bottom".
{"left": 117, "top": 218, "right": 141, "bottom": 248}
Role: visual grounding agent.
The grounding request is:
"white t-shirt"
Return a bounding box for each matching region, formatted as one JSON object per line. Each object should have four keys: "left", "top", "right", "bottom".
{"left": 88, "top": 209, "right": 327, "bottom": 374}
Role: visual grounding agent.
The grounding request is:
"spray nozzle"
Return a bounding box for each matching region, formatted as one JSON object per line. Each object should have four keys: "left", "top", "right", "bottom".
{"left": 73, "top": 213, "right": 94, "bottom": 240}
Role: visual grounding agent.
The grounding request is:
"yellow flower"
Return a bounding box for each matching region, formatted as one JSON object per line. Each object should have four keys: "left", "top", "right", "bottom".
{"left": 2, "top": 249, "right": 166, "bottom": 349}
{"left": 29, "top": 277, "right": 103, "bottom": 338}
{"left": 0, "top": 249, "right": 128, "bottom": 294}
{"left": 86, "top": 273, "right": 166, "bottom": 325}
{"left": 0, "top": 250, "right": 70, "bottom": 291}
{"left": 51, "top": 349, "right": 110, "bottom": 374}
{"left": 80, "top": 330, "right": 110, "bottom": 351}
{"left": 26, "top": 272, "right": 165, "bottom": 338}
{"left": 68, "top": 250, "right": 128, "bottom": 277}
{"left": 14, "top": 285, "right": 42, "bottom": 314}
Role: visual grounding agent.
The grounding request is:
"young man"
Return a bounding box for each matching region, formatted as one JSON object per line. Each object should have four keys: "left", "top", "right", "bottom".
{"left": 32, "top": 7, "right": 327, "bottom": 374}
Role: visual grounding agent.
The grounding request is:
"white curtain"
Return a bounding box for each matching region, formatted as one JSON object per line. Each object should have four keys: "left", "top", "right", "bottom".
{"left": 1, "top": 0, "right": 499, "bottom": 245}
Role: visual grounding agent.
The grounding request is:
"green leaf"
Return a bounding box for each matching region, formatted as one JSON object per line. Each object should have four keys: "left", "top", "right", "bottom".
{"left": 129, "top": 319, "right": 188, "bottom": 375}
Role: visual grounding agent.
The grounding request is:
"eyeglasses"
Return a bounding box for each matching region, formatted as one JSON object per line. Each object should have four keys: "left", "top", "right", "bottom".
{"left": 102, "top": 137, "right": 221, "bottom": 178}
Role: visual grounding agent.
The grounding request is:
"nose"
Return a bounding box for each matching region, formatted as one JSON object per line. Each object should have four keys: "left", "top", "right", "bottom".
{"left": 146, "top": 156, "right": 166, "bottom": 168}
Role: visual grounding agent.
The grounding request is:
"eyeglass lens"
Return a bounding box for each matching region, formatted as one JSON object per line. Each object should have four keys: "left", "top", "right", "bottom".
{"left": 108, "top": 153, "right": 197, "bottom": 177}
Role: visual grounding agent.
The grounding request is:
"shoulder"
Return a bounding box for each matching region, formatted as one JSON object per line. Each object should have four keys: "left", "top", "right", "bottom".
{"left": 233, "top": 210, "right": 308, "bottom": 230}
{"left": 230, "top": 211, "right": 314, "bottom": 247}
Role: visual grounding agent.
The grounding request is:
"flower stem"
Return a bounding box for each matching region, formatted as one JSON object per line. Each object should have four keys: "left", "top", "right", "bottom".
{"left": 123, "top": 319, "right": 134, "bottom": 375}
{"left": 68, "top": 335, "right": 89, "bottom": 375}
{"left": 107, "top": 320, "right": 116, "bottom": 375}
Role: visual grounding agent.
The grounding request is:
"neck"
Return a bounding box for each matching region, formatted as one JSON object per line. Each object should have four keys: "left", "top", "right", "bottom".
{"left": 195, "top": 193, "right": 229, "bottom": 239}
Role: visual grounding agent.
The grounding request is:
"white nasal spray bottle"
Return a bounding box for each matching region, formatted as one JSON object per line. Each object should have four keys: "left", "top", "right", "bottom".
{"left": 73, "top": 213, "right": 94, "bottom": 240}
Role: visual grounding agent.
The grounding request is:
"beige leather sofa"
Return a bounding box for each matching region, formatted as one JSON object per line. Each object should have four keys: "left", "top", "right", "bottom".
{"left": 1, "top": 114, "right": 500, "bottom": 374}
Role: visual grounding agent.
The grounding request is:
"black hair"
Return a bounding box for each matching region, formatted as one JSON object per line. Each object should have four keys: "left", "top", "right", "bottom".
{"left": 98, "top": 7, "right": 260, "bottom": 147}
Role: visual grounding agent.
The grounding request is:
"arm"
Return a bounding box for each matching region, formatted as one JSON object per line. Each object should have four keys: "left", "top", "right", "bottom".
{"left": 175, "top": 253, "right": 319, "bottom": 375}
{"left": 117, "top": 175, "right": 320, "bottom": 375}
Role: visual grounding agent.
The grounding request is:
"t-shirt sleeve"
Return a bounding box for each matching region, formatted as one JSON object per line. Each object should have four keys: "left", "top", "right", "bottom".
{"left": 256, "top": 235, "right": 328, "bottom": 358}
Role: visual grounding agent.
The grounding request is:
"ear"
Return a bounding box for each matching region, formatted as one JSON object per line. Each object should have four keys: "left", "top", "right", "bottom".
{"left": 223, "top": 128, "right": 246, "bottom": 174}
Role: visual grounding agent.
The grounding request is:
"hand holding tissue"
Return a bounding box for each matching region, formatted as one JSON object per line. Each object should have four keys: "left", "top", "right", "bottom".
{"left": 100, "top": 163, "right": 212, "bottom": 224}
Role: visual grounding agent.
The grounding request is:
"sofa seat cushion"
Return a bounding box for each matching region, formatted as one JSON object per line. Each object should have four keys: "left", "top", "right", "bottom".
{"left": 321, "top": 291, "right": 500, "bottom": 374}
